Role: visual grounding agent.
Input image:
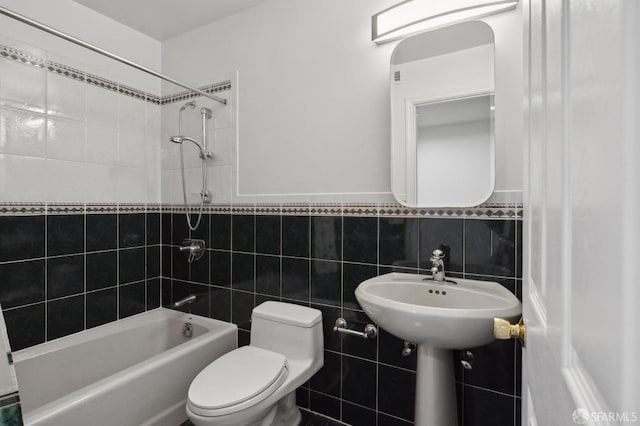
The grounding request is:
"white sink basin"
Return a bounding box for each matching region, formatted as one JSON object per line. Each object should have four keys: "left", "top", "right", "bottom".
{"left": 355, "top": 272, "right": 521, "bottom": 349}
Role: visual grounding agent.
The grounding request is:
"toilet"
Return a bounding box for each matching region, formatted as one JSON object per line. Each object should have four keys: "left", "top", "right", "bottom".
{"left": 186, "top": 302, "right": 324, "bottom": 426}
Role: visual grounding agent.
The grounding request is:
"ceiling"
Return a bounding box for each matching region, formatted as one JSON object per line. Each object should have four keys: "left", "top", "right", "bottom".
{"left": 73, "top": 0, "right": 271, "bottom": 41}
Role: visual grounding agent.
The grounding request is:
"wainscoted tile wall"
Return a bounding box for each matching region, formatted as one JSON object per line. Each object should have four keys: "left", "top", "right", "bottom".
{"left": 163, "top": 204, "right": 523, "bottom": 426}
{"left": 0, "top": 206, "right": 161, "bottom": 351}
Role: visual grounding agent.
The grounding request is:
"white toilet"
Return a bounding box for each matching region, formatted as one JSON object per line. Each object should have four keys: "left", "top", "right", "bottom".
{"left": 186, "top": 302, "right": 324, "bottom": 426}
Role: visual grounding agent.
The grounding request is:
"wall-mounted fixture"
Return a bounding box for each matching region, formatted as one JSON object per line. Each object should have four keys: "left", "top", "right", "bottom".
{"left": 390, "top": 21, "right": 496, "bottom": 207}
{"left": 371, "top": 0, "right": 518, "bottom": 44}
{"left": 170, "top": 101, "right": 214, "bottom": 231}
{"left": 333, "top": 318, "right": 378, "bottom": 339}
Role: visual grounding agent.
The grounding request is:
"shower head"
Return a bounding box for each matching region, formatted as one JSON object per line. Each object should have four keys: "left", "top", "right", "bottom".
{"left": 169, "top": 135, "right": 206, "bottom": 156}
{"left": 180, "top": 100, "right": 196, "bottom": 112}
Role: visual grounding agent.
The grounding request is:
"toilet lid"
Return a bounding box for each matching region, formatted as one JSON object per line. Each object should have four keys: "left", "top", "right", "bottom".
{"left": 188, "top": 346, "right": 288, "bottom": 411}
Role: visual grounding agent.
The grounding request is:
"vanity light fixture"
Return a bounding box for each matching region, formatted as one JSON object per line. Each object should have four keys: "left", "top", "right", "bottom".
{"left": 371, "top": 0, "right": 518, "bottom": 44}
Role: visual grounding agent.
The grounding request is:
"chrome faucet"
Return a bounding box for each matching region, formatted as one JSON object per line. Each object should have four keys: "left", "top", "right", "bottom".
{"left": 429, "top": 249, "right": 446, "bottom": 282}
{"left": 173, "top": 295, "right": 196, "bottom": 310}
{"left": 173, "top": 295, "right": 196, "bottom": 338}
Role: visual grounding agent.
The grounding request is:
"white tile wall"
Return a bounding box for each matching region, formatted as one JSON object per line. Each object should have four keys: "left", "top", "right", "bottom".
{"left": 46, "top": 117, "right": 85, "bottom": 162}
{"left": 84, "top": 163, "right": 118, "bottom": 203}
{"left": 209, "top": 165, "right": 233, "bottom": 203}
{"left": 86, "top": 123, "right": 117, "bottom": 165}
{"left": 0, "top": 108, "right": 46, "bottom": 157}
{"left": 159, "top": 105, "right": 237, "bottom": 205}
{"left": 86, "top": 84, "right": 117, "bottom": 127}
{"left": 160, "top": 72, "right": 237, "bottom": 205}
{"left": 0, "top": 154, "right": 47, "bottom": 201}
{"left": 0, "top": 42, "right": 162, "bottom": 204}
{"left": 160, "top": 169, "right": 176, "bottom": 204}
{"left": 118, "top": 129, "right": 146, "bottom": 169}
{"left": 0, "top": 59, "right": 46, "bottom": 113}
{"left": 46, "top": 159, "right": 87, "bottom": 203}
{"left": 46, "top": 73, "right": 86, "bottom": 120}
{"left": 116, "top": 167, "right": 148, "bottom": 203}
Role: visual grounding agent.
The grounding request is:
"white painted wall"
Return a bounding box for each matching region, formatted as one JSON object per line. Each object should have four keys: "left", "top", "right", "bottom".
{"left": 162, "top": 0, "right": 399, "bottom": 203}
{"left": 161, "top": 0, "right": 523, "bottom": 204}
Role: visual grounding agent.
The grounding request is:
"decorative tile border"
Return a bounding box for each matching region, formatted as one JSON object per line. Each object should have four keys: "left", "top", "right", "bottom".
{"left": 85, "top": 72, "right": 119, "bottom": 92}
{"left": 0, "top": 203, "right": 164, "bottom": 215}
{"left": 0, "top": 203, "right": 46, "bottom": 216}
{"left": 47, "top": 60, "right": 85, "bottom": 81}
{"left": 342, "top": 204, "right": 379, "bottom": 217}
{"left": 162, "top": 81, "right": 232, "bottom": 105}
{"left": 0, "top": 44, "right": 46, "bottom": 69}
{"left": 173, "top": 202, "right": 522, "bottom": 219}
{"left": 0, "top": 42, "right": 231, "bottom": 106}
{"left": 46, "top": 203, "right": 85, "bottom": 215}
{"left": 0, "top": 202, "right": 522, "bottom": 218}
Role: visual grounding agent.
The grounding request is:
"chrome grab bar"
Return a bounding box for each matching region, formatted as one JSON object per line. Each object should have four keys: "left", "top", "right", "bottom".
{"left": 333, "top": 318, "right": 377, "bottom": 339}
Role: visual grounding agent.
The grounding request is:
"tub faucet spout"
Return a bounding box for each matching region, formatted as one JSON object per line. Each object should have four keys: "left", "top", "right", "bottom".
{"left": 173, "top": 295, "right": 196, "bottom": 311}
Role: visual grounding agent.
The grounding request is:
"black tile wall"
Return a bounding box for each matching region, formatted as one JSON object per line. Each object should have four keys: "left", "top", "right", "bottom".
{"left": 164, "top": 211, "right": 523, "bottom": 426}
{"left": 343, "top": 217, "right": 377, "bottom": 264}
{"left": 3, "top": 303, "right": 45, "bottom": 350}
{"left": 283, "top": 216, "right": 310, "bottom": 257}
{"left": 47, "top": 254, "right": 84, "bottom": 298}
{"left": 119, "top": 214, "right": 145, "bottom": 248}
{"left": 86, "top": 251, "right": 117, "bottom": 291}
{"left": 256, "top": 216, "right": 281, "bottom": 255}
{"left": 47, "top": 215, "right": 84, "bottom": 256}
{"left": 0, "top": 260, "right": 45, "bottom": 308}
{"left": 0, "top": 216, "right": 45, "bottom": 262}
{"left": 86, "top": 287, "right": 117, "bottom": 328}
{"left": 0, "top": 212, "right": 162, "bottom": 351}
{"left": 86, "top": 214, "right": 117, "bottom": 251}
{"left": 47, "top": 294, "right": 84, "bottom": 340}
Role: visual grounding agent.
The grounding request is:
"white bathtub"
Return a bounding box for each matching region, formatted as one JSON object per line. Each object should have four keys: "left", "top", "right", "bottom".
{"left": 13, "top": 308, "right": 237, "bottom": 426}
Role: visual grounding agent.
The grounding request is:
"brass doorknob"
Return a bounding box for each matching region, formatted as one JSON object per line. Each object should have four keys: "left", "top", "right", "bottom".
{"left": 494, "top": 317, "right": 526, "bottom": 347}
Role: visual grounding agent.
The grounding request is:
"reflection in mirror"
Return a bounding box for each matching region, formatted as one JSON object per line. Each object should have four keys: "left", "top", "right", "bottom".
{"left": 414, "top": 94, "right": 494, "bottom": 206}
{"left": 391, "top": 21, "right": 495, "bottom": 207}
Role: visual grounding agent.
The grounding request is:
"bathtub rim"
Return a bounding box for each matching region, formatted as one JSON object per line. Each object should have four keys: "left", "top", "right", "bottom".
{"left": 13, "top": 308, "right": 227, "bottom": 361}
{"left": 14, "top": 308, "right": 237, "bottom": 424}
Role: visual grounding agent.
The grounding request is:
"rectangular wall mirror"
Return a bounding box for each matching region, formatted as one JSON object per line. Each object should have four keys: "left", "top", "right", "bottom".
{"left": 391, "top": 21, "right": 496, "bottom": 207}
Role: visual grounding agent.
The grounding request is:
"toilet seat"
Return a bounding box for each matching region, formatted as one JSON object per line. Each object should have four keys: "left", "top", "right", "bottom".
{"left": 188, "top": 346, "right": 289, "bottom": 417}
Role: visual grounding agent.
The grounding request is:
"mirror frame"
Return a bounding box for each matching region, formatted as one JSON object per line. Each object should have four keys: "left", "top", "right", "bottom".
{"left": 390, "top": 20, "right": 496, "bottom": 208}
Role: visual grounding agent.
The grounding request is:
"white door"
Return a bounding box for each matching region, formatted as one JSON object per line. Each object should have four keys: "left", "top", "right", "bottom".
{"left": 523, "top": 1, "right": 640, "bottom": 425}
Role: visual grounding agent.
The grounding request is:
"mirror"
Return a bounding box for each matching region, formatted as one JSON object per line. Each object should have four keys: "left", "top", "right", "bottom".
{"left": 390, "top": 21, "right": 495, "bottom": 207}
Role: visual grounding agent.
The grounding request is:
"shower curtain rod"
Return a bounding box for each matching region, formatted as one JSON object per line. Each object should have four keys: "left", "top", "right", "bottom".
{"left": 0, "top": 6, "right": 227, "bottom": 105}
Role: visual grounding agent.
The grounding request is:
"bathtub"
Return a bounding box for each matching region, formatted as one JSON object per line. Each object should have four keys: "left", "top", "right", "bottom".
{"left": 13, "top": 308, "right": 237, "bottom": 426}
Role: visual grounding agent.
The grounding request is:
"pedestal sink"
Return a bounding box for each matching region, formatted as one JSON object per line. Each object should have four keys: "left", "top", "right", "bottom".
{"left": 355, "top": 273, "right": 521, "bottom": 426}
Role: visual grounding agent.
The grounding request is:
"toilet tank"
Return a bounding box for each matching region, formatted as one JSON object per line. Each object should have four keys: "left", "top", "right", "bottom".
{"left": 250, "top": 302, "right": 323, "bottom": 361}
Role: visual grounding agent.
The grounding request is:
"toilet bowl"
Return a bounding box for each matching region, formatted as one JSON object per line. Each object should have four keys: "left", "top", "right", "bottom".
{"left": 186, "top": 302, "right": 324, "bottom": 426}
